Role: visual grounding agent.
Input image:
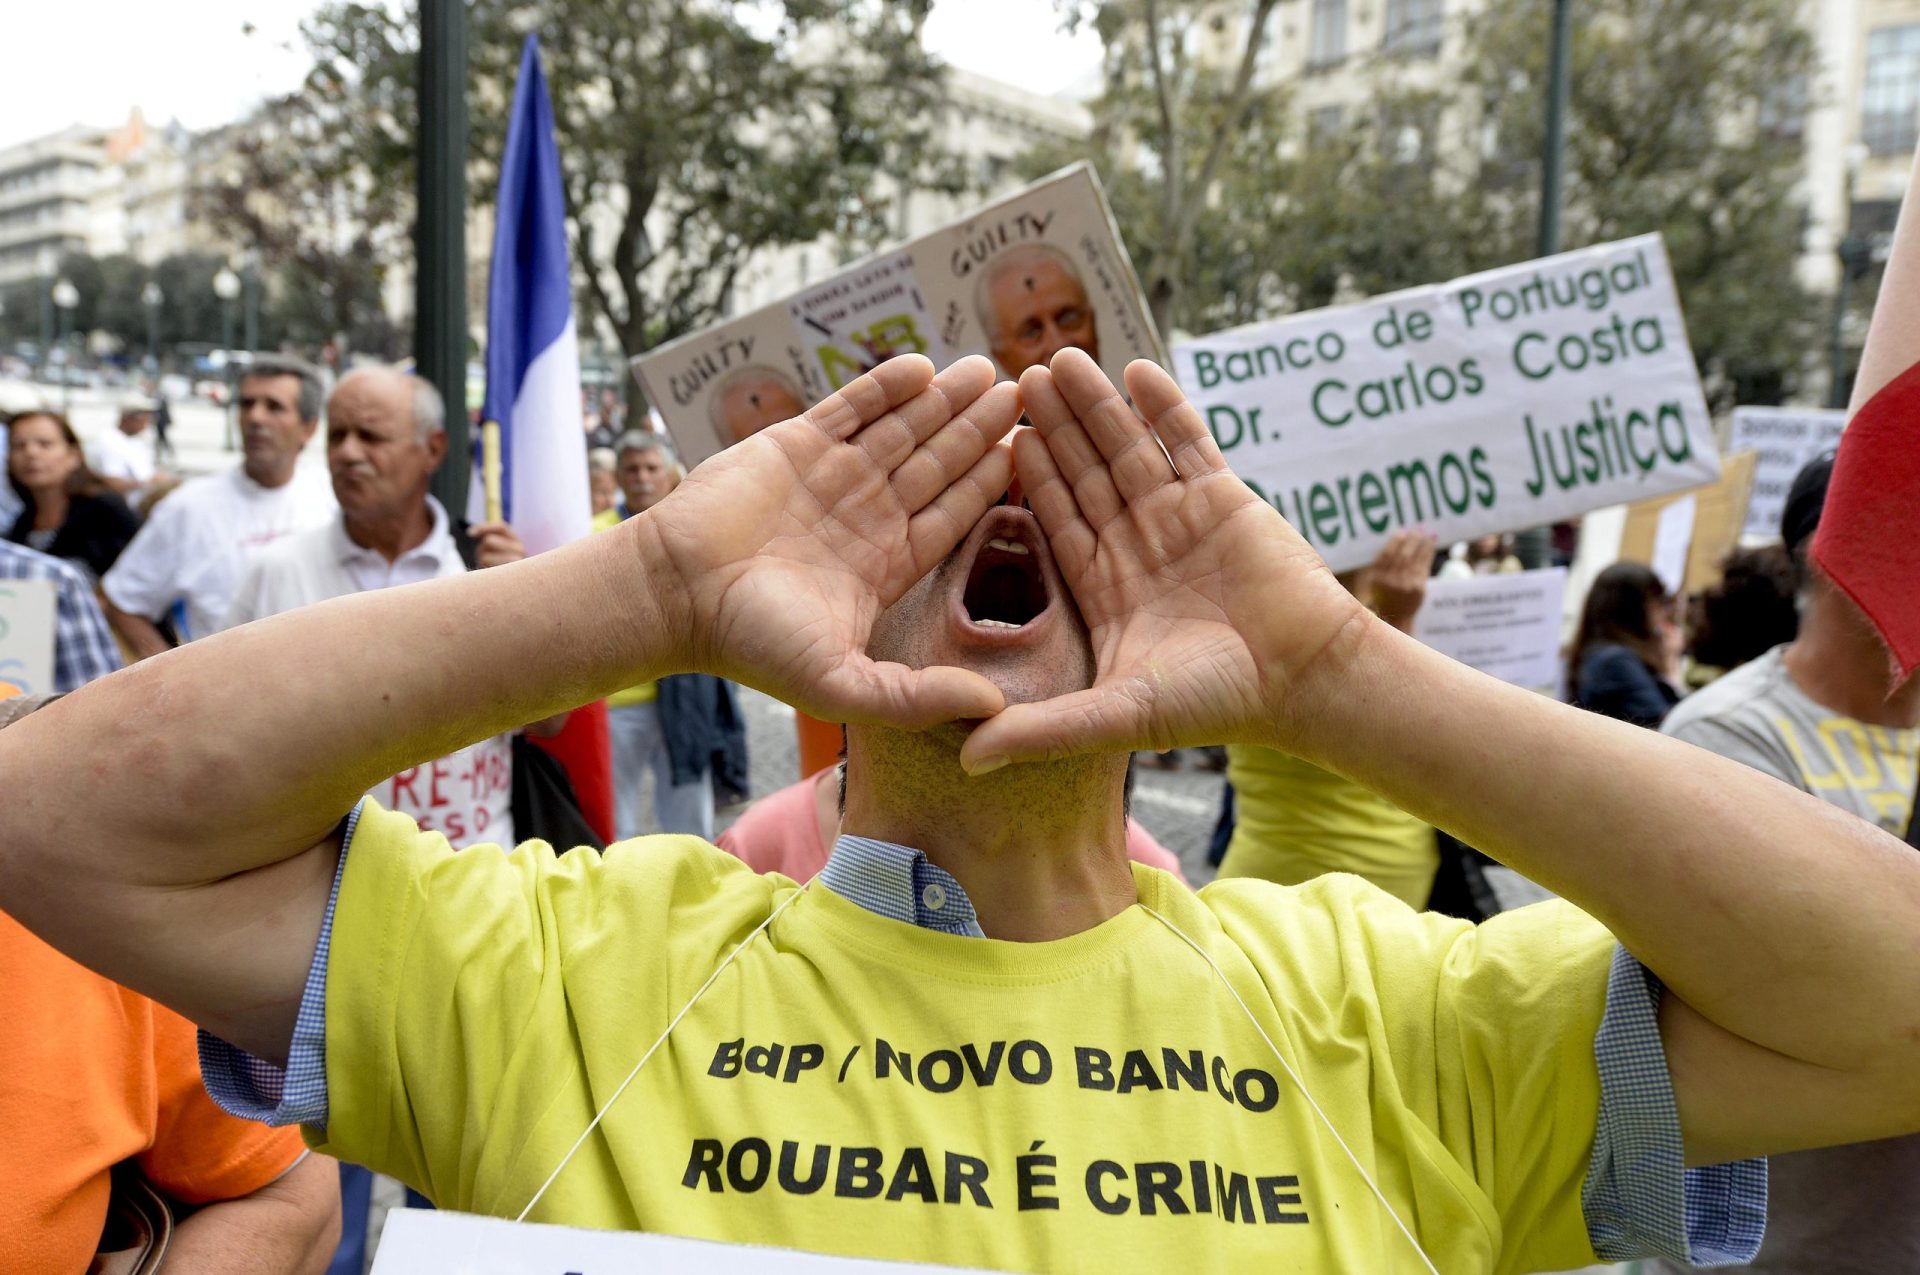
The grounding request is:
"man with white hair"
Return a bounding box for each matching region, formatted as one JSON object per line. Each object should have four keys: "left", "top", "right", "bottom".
{"left": 226, "top": 365, "right": 533, "bottom": 848}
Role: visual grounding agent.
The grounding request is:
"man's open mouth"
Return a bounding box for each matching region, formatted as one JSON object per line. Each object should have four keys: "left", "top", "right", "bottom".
{"left": 950, "top": 507, "right": 1059, "bottom": 643}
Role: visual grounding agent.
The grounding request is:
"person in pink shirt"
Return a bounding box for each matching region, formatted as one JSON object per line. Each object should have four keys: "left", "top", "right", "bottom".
{"left": 719, "top": 764, "right": 1189, "bottom": 885}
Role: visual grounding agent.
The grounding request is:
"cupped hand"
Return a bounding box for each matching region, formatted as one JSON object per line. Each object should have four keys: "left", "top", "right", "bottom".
{"left": 958, "top": 350, "right": 1367, "bottom": 774}
{"left": 641, "top": 354, "right": 1019, "bottom": 728}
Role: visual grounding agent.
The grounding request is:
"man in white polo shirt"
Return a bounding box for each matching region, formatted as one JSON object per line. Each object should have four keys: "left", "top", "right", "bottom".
{"left": 226, "top": 364, "right": 536, "bottom": 849}
{"left": 102, "top": 356, "right": 336, "bottom": 657}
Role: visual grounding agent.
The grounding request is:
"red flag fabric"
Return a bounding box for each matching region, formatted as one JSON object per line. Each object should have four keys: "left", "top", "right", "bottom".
{"left": 1812, "top": 148, "right": 1920, "bottom": 681}
{"left": 1812, "top": 361, "right": 1920, "bottom": 679}
{"left": 530, "top": 700, "right": 616, "bottom": 844}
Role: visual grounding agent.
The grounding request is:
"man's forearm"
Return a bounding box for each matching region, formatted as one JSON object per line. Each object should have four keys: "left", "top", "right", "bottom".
{"left": 5, "top": 517, "right": 679, "bottom": 891}
{"left": 103, "top": 601, "right": 173, "bottom": 661}
{"left": 169, "top": 1154, "right": 341, "bottom": 1275}
{"left": 1289, "top": 616, "right": 1920, "bottom": 1081}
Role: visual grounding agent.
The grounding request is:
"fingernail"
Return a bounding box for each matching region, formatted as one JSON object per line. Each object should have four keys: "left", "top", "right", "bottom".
{"left": 967, "top": 755, "right": 1010, "bottom": 776}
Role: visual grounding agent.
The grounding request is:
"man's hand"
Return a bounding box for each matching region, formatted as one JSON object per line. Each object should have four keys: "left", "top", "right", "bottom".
{"left": 959, "top": 350, "right": 1365, "bottom": 774}
{"left": 469, "top": 520, "right": 527, "bottom": 569}
{"left": 1367, "top": 529, "right": 1435, "bottom": 634}
{"left": 642, "top": 353, "right": 1019, "bottom": 728}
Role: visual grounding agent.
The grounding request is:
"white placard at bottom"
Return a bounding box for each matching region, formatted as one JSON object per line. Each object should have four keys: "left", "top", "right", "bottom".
{"left": 371, "top": 1208, "right": 998, "bottom": 1274}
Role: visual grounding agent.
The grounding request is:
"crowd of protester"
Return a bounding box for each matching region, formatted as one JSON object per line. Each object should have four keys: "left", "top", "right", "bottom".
{"left": 2, "top": 333, "right": 1914, "bottom": 1275}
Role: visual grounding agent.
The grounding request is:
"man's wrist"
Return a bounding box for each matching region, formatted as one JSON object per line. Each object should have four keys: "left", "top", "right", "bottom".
{"left": 612, "top": 512, "right": 696, "bottom": 684}
{"left": 1248, "top": 602, "right": 1388, "bottom": 762}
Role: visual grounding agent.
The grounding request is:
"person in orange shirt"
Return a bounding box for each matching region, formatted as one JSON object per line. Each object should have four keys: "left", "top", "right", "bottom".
{"left": 1, "top": 698, "right": 339, "bottom": 1274}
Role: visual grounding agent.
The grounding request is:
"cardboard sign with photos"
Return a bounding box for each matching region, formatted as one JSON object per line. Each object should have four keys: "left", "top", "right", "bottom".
{"left": 631, "top": 164, "right": 1167, "bottom": 465}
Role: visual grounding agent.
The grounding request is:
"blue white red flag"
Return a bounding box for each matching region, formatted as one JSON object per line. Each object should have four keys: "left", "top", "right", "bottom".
{"left": 480, "top": 33, "right": 589, "bottom": 550}
{"left": 481, "top": 33, "right": 614, "bottom": 839}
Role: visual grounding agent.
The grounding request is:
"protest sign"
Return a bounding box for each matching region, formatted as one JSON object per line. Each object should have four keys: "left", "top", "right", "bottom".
{"left": 1413, "top": 568, "right": 1568, "bottom": 695}
{"left": 1173, "top": 236, "right": 1721, "bottom": 572}
{"left": 1650, "top": 495, "right": 1696, "bottom": 595}
{"left": 371, "top": 1208, "right": 994, "bottom": 1273}
{"left": 632, "top": 164, "right": 1165, "bottom": 464}
{"left": 1618, "top": 450, "right": 1758, "bottom": 595}
{"left": 0, "top": 577, "right": 55, "bottom": 698}
{"left": 1728, "top": 406, "right": 1846, "bottom": 539}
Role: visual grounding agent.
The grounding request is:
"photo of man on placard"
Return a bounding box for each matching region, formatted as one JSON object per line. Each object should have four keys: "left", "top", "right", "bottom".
{"left": 974, "top": 243, "right": 1101, "bottom": 377}
{"left": 708, "top": 365, "right": 810, "bottom": 446}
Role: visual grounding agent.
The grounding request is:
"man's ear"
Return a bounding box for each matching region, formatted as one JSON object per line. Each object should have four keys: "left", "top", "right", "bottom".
{"left": 425, "top": 428, "right": 449, "bottom": 469}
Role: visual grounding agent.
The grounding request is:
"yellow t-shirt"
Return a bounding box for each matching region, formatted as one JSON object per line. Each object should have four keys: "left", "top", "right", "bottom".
{"left": 607, "top": 679, "right": 658, "bottom": 707}
{"left": 316, "top": 802, "right": 1613, "bottom": 1274}
{"left": 1219, "top": 744, "right": 1438, "bottom": 908}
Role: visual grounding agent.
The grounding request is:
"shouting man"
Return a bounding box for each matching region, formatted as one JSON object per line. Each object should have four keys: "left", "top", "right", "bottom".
{"left": 5, "top": 352, "right": 1920, "bottom": 1272}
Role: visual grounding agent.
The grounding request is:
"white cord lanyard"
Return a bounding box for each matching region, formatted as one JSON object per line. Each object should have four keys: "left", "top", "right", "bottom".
{"left": 516, "top": 884, "right": 1442, "bottom": 1273}
{"left": 515, "top": 881, "right": 812, "bottom": 1221}
{"left": 1139, "top": 903, "right": 1442, "bottom": 1275}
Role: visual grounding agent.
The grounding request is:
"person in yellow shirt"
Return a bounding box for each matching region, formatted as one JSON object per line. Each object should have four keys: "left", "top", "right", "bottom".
{"left": 587, "top": 446, "right": 620, "bottom": 531}
{"left": 8, "top": 352, "right": 1920, "bottom": 1272}
{"left": 1219, "top": 530, "right": 1438, "bottom": 906}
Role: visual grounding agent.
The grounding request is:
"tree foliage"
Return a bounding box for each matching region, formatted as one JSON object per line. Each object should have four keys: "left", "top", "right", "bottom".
{"left": 227, "top": 0, "right": 963, "bottom": 389}
{"left": 1030, "top": 0, "right": 1289, "bottom": 337}
{"left": 1037, "top": 0, "right": 1821, "bottom": 406}
{"left": 1456, "top": 0, "right": 1822, "bottom": 408}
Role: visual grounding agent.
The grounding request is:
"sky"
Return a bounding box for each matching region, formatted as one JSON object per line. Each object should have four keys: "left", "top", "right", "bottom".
{"left": 1, "top": 0, "right": 1103, "bottom": 151}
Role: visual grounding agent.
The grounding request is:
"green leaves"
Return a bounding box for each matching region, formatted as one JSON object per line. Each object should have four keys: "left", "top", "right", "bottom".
{"left": 231, "top": 0, "right": 959, "bottom": 386}
{"left": 1032, "top": 0, "right": 1821, "bottom": 407}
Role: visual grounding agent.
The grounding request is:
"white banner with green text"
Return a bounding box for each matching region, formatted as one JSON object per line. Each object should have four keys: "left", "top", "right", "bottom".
{"left": 1173, "top": 235, "right": 1720, "bottom": 572}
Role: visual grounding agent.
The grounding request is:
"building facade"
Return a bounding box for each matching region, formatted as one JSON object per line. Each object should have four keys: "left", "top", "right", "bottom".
{"left": 0, "top": 110, "right": 234, "bottom": 290}
{"left": 0, "top": 127, "right": 112, "bottom": 288}
{"left": 1205, "top": 0, "right": 1909, "bottom": 403}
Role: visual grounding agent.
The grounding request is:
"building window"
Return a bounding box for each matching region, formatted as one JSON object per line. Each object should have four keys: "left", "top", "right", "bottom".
{"left": 1309, "top": 0, "right": 1347, "bottom": 68}
{"left": 1757, "top": 73, "right": 1808, "bottom": 142}
{"left": 1382, "top": 0, "right": 1444, "bottom": 57}
{"left": 1863, "top": 25, "right": 1920, "bottom": 156}
{"left": 1308, "top": 105, "right": 1346, "bottom": 145}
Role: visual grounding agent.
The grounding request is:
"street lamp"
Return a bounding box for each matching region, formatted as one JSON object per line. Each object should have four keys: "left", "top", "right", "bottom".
{"left": 141, "top": 281, "right": 164, "bottom": 375}
{"left": 214, "top": 266, "right": 241, "bottom": 450}
{"left": 50, "top": 277, "right": 79, "bottom": 414}
{"left": 239, "top": 250, "right": 261, "bottom": 355}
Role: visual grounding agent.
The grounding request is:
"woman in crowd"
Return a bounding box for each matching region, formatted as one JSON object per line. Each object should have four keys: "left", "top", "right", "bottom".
{"left": 1567, "top": 561, "right": 1685, "bottom": 728}
{"left": 5, "top": 410, "right": 139, "bottom": 581}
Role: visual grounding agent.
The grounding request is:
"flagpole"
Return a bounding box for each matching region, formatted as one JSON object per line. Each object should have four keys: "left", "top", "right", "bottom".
{"left": 419, "top": 0, "right": 471, "bottom": 516}
{"left": 482, "top": 420, "right": 504, "bottom": 522}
